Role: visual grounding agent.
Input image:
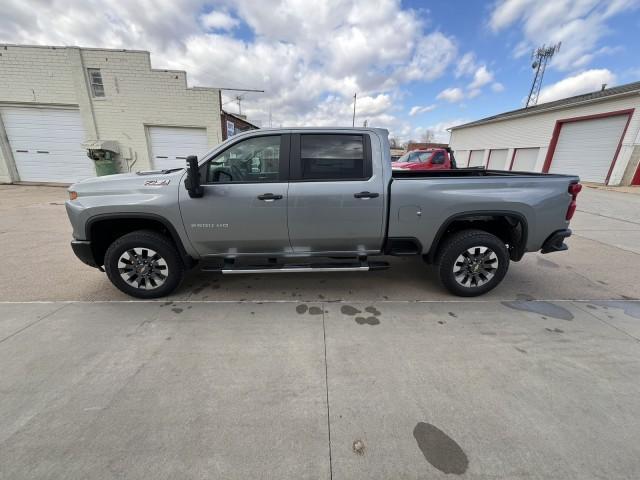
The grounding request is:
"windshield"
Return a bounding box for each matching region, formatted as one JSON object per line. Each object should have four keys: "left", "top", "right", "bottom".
{"left": 394, "top": 150, "right": 433, "bottom": 163}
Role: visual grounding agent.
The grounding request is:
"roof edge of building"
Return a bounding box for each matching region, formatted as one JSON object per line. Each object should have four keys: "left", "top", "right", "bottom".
{"left": 450, "top": 82, "right": 640, "bottom": 131}
{"left": 0, "top": 43, "right": 150, "bottom": 54}
{"left": 222, "top": 110, "right": 260, "bottom": 129}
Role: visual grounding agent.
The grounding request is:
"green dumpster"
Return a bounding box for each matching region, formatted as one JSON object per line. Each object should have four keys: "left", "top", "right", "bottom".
{"left": 94, "top": 159, "right": 118, "bottom": 176}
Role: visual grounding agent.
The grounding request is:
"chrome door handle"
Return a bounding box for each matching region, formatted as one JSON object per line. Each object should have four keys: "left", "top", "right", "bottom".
{"left": 354, "top": 191, "right": 379, "bottom": 199}
{"left": 257, "top": 193, "right": 283, "bottom": 201}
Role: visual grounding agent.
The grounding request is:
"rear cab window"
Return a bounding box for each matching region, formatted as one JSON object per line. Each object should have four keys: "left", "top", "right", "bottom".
{"left": 291, "top": 133, "right": 372, "bottom": 181}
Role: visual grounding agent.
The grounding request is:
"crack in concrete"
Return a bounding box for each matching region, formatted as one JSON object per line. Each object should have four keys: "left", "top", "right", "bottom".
{"left": 0, "top": 303, "right": 69, "bottom": 345}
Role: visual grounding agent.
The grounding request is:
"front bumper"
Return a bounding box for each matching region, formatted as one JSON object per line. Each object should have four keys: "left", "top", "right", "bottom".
{"left": 71, "top": 240, "right": 100, "bottom": 268}
{"left": 540, "top": 229, "right": 571, "bottom": 254}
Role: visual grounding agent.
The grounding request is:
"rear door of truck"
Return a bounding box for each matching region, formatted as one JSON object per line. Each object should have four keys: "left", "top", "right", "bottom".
{"left": 287, "top": 132, "right": 385, "bottom": 254}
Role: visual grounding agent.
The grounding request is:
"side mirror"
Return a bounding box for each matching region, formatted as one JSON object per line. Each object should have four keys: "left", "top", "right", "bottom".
{"left": 184, "top": 155, "right": 204, "bottom": 198}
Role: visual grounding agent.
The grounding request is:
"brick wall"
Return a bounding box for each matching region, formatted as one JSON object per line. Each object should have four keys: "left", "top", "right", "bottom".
{"left": 0, "top": 44, "right": 222, "bottom": 182}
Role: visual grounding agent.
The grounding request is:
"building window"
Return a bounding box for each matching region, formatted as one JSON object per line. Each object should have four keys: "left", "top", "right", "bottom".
{"left": 87, "top": 68, "right": 105, "bottom": 97}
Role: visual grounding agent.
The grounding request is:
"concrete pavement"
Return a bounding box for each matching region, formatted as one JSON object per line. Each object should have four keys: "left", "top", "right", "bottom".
{"left": 1, "top": 184, "right": 640, "bottom": 479}
{"left": 1, "top": 300, "right": 639, "bottom": 479}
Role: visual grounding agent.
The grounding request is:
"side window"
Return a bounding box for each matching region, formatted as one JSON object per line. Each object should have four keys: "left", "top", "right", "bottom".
{"left": 87, "top": 68, "right": 105, "bottom": 97}
{"left": 300, "top": 134, "right": 367, "bottom": 180}
{"left": 417, "top": 152, "right": 431, "bottom": 163}
{"left": 204, "top": 135, "right": 281, "bottom": 184}
{"left": 431, "top": 151, "right": 445, "bottom": 164}
{"left": 408, "top": 152, "right": 420, "bottom": 163}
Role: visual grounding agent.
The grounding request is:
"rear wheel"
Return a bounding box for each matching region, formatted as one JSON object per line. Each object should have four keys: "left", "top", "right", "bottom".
{"left": 436, "top": 229, "right": 509, "bottom": 297}
{"left": 104, "top": 230, "right": 184, "bottom": 298}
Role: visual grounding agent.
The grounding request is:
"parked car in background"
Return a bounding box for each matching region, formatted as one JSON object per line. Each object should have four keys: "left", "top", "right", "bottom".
{"left": 391, "top": 148, "right": 456, "bottom": 171}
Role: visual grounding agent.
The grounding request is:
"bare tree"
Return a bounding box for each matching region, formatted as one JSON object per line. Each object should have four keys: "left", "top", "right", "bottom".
{"left": 403, "top": 139, "right": 417, "bottom": 149}
{"left": 389, "top": 137, "right": 401, "bottom": 149}
{"left": 421, "top": 129, "right": 436, "bottom": 143}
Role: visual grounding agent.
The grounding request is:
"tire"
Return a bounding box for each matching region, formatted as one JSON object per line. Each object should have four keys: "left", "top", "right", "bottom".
{"left": 436, "top": 229, "right": 509, "bottom": 297}
{"left": 104, "top": 230, "right": 184, "bottom": 299}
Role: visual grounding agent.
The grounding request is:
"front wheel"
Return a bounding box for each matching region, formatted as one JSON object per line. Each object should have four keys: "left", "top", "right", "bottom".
{"left": 436, "top": 229, "right": 509, "bottom": 297}
{"left": 104, "top": 230, "right": 184, "bottom": 299}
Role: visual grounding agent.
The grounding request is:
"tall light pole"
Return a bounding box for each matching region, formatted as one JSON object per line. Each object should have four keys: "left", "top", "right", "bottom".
{"left": 352, "top": 93, "right": 357, "bottom": 127}
{"left": 526, "top": 43, "right": 561, "bottom": 107}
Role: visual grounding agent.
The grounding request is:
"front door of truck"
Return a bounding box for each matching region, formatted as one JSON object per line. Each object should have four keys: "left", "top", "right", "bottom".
{"left": 179, "top": 134, "right": 292, "bottom": 256}
{"left": 286, "top": 132, "right": 385, "bottom": 254}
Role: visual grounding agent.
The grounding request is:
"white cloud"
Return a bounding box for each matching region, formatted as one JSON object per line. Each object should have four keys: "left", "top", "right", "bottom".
{"left": 200, "top": 10, "right": 239, "bottom": 31}
{"left": 455, "top": 52, "right": 477, "bottom": 78}
{"left": 0, "top": 0, "right": 463, "bottom": 134}
{"left": 468, "top": 65, "right": 494, "bottom": 89}
{"left": 491, "top": 82, "right": 505, "bottom": 92}
{"left": 467, "top": 88, "right": 481, "bottom": 99}
{"left": 409, "top": 104, "right": 437, "bottom": 116}
{"left": 537, "top": 68, "right": 616, "bottom": 103}
{"left": 489, "top": 0, "right": 535, "bottom": 31}
{"left": 399, "top": 32, "right": 458, "bottom": 82}
{"left": 437, "top": 87, "right": 465, "bottom": 103}
{"left": 416, "top": 118, "right": 471, "bottom": 143}
{"left": 455, "top": 55, "right": 498, "bottom": 98}
{"left": 489, "top": 0, "right": 638, "bottom": 71}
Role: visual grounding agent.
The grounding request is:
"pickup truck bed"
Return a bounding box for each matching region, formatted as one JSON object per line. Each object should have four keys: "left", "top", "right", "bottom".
{"left": 388, "top": 169, "right": 575, "bottom": 258}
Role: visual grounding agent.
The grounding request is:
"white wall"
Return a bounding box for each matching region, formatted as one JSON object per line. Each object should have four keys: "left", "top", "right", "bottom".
{"left": 0, "top": 44, "right": 222, "bottom": 182}
{"left": 449, "top": 93, "right": 640, "bottom": 185}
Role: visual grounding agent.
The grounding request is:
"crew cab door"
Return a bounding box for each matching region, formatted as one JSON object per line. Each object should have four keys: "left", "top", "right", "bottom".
{"left": 179, "top": 134, "right": 291, "bottom": 256}
{"left": 287, "top": 132, "right": 385, "bottom": 254}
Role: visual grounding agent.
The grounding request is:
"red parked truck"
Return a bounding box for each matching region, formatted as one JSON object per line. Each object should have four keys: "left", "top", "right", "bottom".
{"left": 391, "top": 147, "right": 456, "bottom": 171}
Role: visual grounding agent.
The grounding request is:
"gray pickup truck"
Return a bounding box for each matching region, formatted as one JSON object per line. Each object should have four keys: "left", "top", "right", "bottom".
{"left": 66, "top": 127, "right": 581, "bottom": 298}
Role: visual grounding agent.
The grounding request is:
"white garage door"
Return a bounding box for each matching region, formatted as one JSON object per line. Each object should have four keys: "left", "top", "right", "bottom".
{"left": 455, "top": 150, "right": 469, "bottom": 167}
{"left": 487, "top": 149, "right": 509, "bottom": 170}
{"left": 549, "top": 115, "right": 628, "bottom": 183}
{"left": 468, "top": 150, "right": 485, "bottom": 167}
{"left": 511, "top": 148, "right": 539, "bottom": 171}
{"left": 1, "top": 107, "right": 94, "bottom": 183}
{"left": 148, "top": 127, "right": 209, "bottom": 170}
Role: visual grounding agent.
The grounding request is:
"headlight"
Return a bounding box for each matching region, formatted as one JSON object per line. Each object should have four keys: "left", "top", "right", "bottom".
{"left": 69, "top": 191, "right": 78, "bottom": 200}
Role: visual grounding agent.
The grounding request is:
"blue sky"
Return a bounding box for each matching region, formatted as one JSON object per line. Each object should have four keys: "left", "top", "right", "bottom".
{"left": 392, "top": 0, "right": 640, "bottom": 140}
{"left": 2, "top": 0, "right": 639, "bottom": 142}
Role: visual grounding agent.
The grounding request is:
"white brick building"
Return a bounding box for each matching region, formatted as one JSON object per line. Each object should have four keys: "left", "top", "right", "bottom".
{"left": 0, "top": 44, "right": 242, "bottom": 183}
{"left": 449, "top": 81, "right": 640, "bottom": 186}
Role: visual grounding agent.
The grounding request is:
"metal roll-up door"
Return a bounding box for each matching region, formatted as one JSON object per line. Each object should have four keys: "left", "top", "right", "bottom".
{"left": 1, "top": 107, "right": 93, "bottom": 183}
{"left": 549, "top": 115, "right": 628, "bottom": 183}
{"left": 148, "top": 127, "right": 209, "bottom": 170}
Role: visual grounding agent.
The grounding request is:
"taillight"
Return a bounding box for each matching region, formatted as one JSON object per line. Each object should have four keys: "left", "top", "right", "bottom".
{"left": 566, "top": 182, "right": 582, "bottom": 220}
{"left": 568, "top": 183, "right": 582, "bottom": 196}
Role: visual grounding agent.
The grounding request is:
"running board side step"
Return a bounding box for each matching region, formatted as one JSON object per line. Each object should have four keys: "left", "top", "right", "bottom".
{"left": 201, "top": 261, "right": 390, "bottom": 274}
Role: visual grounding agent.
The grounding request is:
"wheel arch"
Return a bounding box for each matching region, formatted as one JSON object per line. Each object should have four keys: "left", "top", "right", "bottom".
{"left": 425, "top": 210, "right": 529, "bottom": 263}
{"left": 85, "top": 213, "right": 195, "bottom": 268}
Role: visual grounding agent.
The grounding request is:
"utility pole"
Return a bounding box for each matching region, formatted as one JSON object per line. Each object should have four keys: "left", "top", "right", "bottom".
{"left": 526, "top": 42, "right": 561, "bottom": 107}
{"left": 352, "top": 93, "right": 357, "bottom": 127}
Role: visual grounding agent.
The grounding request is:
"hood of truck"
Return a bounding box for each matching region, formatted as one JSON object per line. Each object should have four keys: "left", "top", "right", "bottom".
{"left": 68, "top": 169, "right": 186, "bottom": 196}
